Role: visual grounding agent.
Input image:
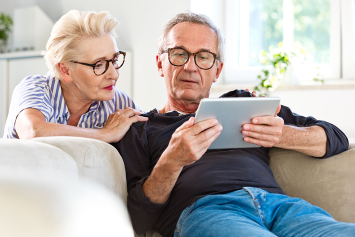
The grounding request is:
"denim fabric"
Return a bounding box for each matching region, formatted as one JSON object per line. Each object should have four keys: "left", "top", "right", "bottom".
{"left": 174, "top": 187, "right": 355, "bottom": 237}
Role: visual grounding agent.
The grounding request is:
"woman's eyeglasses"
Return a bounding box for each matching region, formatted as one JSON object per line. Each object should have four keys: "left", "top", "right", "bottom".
{"left": 71, "top": 51, "right": 126, "bottom": 75}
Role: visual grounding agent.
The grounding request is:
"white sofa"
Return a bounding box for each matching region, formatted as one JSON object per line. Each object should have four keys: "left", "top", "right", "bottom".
{"left": 0, "top": 136, "right": 354, "bottom": 237}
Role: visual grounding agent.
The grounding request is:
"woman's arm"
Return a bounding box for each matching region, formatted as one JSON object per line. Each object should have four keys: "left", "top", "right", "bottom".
{"left": 15, "top": 107, "right": 148, "bottom": 143}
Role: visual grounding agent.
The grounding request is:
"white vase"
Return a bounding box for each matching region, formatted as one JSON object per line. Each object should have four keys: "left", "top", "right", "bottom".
{"left": 281, "top": 66, "right": 298, "bottom": 86}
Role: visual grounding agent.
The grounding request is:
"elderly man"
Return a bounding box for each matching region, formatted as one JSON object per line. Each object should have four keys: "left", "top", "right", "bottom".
{"left": 113, "top": 13, "right": 355, "bottom": 237}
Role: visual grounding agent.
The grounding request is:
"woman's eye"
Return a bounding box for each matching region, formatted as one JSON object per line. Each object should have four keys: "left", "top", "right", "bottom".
{"left": 95, "top": 62, "right": 104, "bottom": 68}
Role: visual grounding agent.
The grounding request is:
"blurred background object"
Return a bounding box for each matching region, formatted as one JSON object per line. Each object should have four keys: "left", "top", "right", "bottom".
{"left": 0, "top": 12, "right": 13, "bottom": 53}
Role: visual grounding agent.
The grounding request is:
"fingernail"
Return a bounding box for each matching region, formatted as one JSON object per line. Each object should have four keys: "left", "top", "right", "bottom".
{"left": 245, "top": 125, "right": 249, "bottom": 130}
{"left": 253, "top": 119, "right": 258, "bottom": 123}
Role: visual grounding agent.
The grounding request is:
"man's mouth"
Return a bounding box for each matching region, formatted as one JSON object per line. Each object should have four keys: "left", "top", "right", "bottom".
{"left": 181, "top": 79, "right": 198, "bottom": 84}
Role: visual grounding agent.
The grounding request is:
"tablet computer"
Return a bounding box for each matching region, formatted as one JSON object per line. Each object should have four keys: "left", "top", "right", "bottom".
{"left": 194, "top": 97, "right": 280, "bottom": 149}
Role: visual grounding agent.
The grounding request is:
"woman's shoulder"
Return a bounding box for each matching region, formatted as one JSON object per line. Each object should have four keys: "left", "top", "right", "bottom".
{"left": 112, "top": 87, "right": 139, "bottom": 110}
{"left": 16, "top": 72, "right": 54, "bottom": 92}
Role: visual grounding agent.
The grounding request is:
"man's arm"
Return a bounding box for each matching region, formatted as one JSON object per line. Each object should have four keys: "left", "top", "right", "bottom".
{"left": 242, "top": 105, "right": 348, "bottom": 157}
{"left": 114, "top": 117, "right": 221, "bottom": 234}
{"left": 143, "top": 117, "right": 222, "bottom": 204}
{"left": 242, "top": 117, "right": 327, "bottom": 157}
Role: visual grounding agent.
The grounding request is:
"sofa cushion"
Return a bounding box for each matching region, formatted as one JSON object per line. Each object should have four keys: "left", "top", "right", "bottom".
{"left": 269, "top": 146, "right": 355, "bottom": 223}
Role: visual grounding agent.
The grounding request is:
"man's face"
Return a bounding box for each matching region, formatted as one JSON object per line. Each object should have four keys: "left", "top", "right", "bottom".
{"left": 157, "top": 22, "right": 223, "bottom": 104}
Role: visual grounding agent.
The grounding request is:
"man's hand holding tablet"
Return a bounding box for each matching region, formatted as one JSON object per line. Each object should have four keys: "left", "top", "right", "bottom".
{"left": 242, "top": 103, "right": 283, "bottom": 148}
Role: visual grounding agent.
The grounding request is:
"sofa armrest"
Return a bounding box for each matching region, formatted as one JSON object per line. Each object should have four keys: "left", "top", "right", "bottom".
{"left": 0, "top": 139, "right": 78, "bottom": 177}
{"left": 32, "top": 137, "right": 128, "bottom": 203}
{"left": 269, "top": 143, "right": 355, "bottom": 223}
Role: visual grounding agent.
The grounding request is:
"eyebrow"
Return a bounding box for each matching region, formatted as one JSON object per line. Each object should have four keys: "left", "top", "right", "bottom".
{"left": 91, "top": 52, "right": 119, "bottom": 63}
{"left": 173, "top": 46, "right": 214, "bottom": 53}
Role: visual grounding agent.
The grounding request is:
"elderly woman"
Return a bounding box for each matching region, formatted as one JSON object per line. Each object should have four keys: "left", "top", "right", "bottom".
{"left": 3, "top": 10, "right": 147, "bottom": 142}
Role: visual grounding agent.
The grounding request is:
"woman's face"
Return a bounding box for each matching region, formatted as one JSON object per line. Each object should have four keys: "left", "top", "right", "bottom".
{"left": 68, "top": 34, "right": 120, "bottom": 102}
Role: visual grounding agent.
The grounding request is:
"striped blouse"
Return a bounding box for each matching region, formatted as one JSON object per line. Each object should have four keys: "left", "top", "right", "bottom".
{"left": 3, "top": 72, "right": 140, "bottom": 139}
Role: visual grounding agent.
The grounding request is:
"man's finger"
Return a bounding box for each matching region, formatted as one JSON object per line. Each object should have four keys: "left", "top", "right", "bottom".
{"left": 251, "top": 90, "right": 259, "bottom": 97}
{"left": 192, "top": 118, "right": 219, "bottom": 135}
{"left": 250, "top": 116, "right": 283, "bottom": 126}
{"left": 175, "top": 117, "right": 195, "bottom": 132}
{"left": 243, "top": 123, "right": 282, "bottom": 136}
{"left": 198, "top": 130, "right": 222, "bottom": 153}
{"left": 242, "top": 130, "right": 280, "bottom": 144}
{"left": 275, "top": 103, "right": 281, "bottom": 116}
{"left": 196, "top": 123, "right": 222, "bottom": 143}
{"left": 243, "top": 136, "right": 274, "bottom": 147}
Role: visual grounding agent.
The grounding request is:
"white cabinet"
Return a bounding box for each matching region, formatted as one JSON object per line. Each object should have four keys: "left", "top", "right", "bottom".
{"left": 0, "top": 60, "right": 7, "bottom": 137}
{"left": 0, "top": 51, "right": 47, "bottom": 137}
{"left": 0, "top": 51, "right": 133, "bottom": 137}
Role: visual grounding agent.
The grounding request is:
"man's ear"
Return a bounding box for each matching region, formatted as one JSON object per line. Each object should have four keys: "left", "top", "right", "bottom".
{"left": 58, "top": 63, "right": 73, "bottom": 83}
{"left": 213, "top": 61, "right": 224, "bottom": 83}
{"left": 156, "top": 54, "right": 164, "bottom": 77}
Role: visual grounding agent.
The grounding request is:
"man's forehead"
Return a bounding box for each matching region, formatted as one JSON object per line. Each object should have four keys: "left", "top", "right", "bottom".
{"left": 165, "top": 22, "right": 218, "bottom": 52}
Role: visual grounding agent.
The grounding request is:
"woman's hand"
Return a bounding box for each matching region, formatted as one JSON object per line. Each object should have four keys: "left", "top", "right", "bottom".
{"left": 101, "top": 107, "right": 148, "bottom": 143}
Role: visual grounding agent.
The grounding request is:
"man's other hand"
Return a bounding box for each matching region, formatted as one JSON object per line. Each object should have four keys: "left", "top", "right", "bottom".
{"left": 245, "top": 89, "right": 265, "bottom": 97}
{"left": 242, "top": 103, "right": 284, "bottom": 147}
{"left": 161, "top": 117, "right": 222, "bottom": 170}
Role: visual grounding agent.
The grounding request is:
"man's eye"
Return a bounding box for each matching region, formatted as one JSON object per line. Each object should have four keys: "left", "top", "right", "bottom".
{"left": 172, "top": 53, "right": 185, "bottom": 57}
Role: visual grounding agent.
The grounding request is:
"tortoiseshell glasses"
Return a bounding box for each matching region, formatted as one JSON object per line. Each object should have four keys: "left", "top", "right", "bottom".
{"left": 71, "top": 51, "right": 126, "bottom": 75}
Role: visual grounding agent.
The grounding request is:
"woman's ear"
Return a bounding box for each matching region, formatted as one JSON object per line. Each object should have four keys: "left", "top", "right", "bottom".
{"left": 58, "top": 63, "right": 73, "bottom": 83}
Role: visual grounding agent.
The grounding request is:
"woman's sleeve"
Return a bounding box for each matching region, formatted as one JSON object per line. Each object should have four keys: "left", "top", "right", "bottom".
{"left": 113, "top": 88, "right": 143, "bottom": 112}
{"left": 3, "top": 75, "right": 53, "bottom": 139}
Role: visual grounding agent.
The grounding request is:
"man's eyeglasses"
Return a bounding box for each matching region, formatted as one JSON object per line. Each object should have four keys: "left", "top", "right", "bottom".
{"left": 71, "top": 51, "right": 126, "bottom": 76}
{"left": 161, "top": 47, "right": 219, "bottom": 70}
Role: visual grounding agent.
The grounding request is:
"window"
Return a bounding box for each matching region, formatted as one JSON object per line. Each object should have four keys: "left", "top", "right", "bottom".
{"left": 341, "top": 0, "right": 355, "bottom": 78}
{"left": 191, "top": 0, "right": 355, "bottom": 84}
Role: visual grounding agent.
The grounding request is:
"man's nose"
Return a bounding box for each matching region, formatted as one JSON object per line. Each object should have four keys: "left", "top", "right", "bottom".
{"left": 184, "top": 54, "right": 198, "bottom": 71}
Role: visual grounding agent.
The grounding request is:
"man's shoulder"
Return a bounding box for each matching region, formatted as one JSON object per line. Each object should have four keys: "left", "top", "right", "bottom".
{"left": 219, "top": 89, "right": 253, "bottom": 98}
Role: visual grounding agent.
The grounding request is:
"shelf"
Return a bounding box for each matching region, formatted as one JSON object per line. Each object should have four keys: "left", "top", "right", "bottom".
{"left": 0, "top": 51, "right": 44, "bottom": 60}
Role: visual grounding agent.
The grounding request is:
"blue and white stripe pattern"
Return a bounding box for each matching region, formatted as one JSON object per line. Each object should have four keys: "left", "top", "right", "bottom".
{"left": 3, "top": 71, "right": 139, "bottom": 139}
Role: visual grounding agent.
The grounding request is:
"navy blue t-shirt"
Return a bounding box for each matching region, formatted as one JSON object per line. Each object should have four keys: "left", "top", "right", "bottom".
{"left": 112, "top": 90, "right": 348, "bottom": 237}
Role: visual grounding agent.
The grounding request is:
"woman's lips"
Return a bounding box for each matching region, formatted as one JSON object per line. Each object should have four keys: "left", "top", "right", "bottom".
{"left": 103, "top": 85, "right": 114, "bottom": 90}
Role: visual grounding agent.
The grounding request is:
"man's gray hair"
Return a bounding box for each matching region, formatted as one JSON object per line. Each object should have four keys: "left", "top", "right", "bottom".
{"left": 157, "top": 12, "right": 225, "bottom": 62}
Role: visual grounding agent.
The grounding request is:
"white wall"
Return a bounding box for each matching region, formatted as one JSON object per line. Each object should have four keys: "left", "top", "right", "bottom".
{"left": 0, "top": 0, "right": 190, "bottom": 111}
{"left": 269, "top": 89, "right": 355, "bottom": 143}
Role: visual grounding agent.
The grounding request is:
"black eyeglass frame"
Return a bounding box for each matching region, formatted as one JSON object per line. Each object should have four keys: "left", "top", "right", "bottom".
{"left": 71, "top": 51, "right": 126, "bottom": 76}
{"left": 161, "top": 47, "right": 220, "bottom": 70}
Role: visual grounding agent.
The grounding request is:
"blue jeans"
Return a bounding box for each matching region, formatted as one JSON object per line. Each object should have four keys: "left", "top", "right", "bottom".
{"left": 174, "top": 187, "right": 355, "bottom": 237}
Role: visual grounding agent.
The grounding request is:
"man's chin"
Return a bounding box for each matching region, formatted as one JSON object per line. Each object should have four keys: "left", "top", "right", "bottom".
{"left": 175, "top": 91, "right": 203, "bottom": 103}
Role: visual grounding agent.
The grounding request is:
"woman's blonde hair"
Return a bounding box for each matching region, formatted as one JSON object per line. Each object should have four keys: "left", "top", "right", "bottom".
{"left": 44, "top": 10, "right": 119, "bottom": 79}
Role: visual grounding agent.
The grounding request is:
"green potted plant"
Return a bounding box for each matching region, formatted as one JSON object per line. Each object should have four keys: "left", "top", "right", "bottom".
{"left": 254, "top": 42, "right": 309, "bottom": 95}
{"left": 0, "top": 12, "right": 13, "bottom": 53}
